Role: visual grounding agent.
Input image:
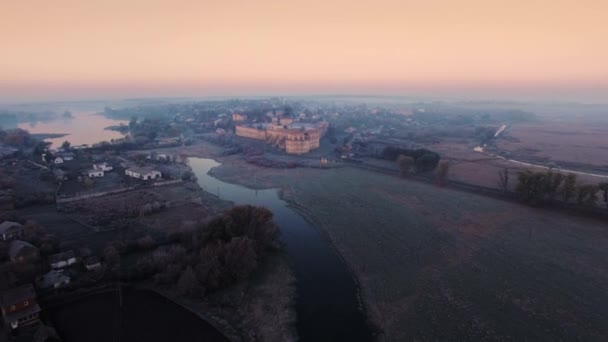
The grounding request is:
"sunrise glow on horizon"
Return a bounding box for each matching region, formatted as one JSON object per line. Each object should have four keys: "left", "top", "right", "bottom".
{"left": 1, "top": 0, "right": 607, "bottom": 102}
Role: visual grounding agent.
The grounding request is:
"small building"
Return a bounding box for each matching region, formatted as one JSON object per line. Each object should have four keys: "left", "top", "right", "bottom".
{"left": 8, "top": 240, "right": 39, "bottom": 263}
{"left": 48, "top": 250, "right": 77, "bottom": 269}
{"left": 37, "top": 270, "right": 70, "bottom": 290}
{"left": 93, "top": 162, "right": 113, "bottom": 172}
{"left": 0, "top": 284, "right": 41, "bottom": 330}
{"left": 0, "top": 221, "right": 24, "bottom": 241}
{"left": 58, "top": 152, "right": 75, "bottom": 161}
{"left": 84, "top": 256, "right": 102, "bottom": 271}
{"left": 125, "top": 167, "right": 162, "bottom": 181}
{"left": 232, "top": 113, "right": 247, "bottom": 122}
{"left": 87, "top": 169, "right": 104, "bottom": 178}
{"left": 53, "top": 157, "right": 64, "bottom": 164}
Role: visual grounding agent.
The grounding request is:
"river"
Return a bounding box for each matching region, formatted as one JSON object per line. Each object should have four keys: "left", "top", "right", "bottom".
{"left": 188, "top": 157, "right": 373, "bottom": 342}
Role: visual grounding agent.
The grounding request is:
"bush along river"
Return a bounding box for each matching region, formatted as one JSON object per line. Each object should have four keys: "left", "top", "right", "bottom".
{"left": 188, "top": 157, "right": 373, "bottom": 342}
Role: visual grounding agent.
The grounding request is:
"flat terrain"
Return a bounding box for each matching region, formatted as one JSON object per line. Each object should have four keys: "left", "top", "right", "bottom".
{"left": 497, "top": 121, "right": 608, "bottom": 172}
{"left": 210, "top": 158, "right": 608, "bottom": 341}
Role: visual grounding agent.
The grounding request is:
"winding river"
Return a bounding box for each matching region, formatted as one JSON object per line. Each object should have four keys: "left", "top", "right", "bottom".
{"left": 188, "top": 157, "right": 373, "bottom": 342}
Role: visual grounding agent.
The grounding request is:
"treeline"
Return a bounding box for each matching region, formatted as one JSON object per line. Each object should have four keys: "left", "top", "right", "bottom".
{"left": 515, "top": 170, "right": 608, "bottom": 209}
{"left": 382, "top": 146, "right": 441, "bottom": 173}
{"left": 0, "top": 127, "right": 37, "bottom": 148}
{"left": 134, "top": 205, "right": 280, "bottom": 296}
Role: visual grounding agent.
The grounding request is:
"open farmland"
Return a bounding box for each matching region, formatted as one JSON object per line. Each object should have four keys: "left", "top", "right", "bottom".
{"left": 210, "top": 160, "right": 608, "bottom": 341}
{"left": 496, "top": 121, "right": 608, "bottom": 173}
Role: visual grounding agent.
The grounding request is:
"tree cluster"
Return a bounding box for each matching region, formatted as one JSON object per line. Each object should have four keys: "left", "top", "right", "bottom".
{"left": 384, "top": 147, "right": 440, "bottom": 173}
{"left": 0, "top": 128, "right": 35, "bottom": 148}
{"left": 137, "top": 205, "right": 280, "bottom": 297}
{"left": 516, "top": 170, "right": 608, "bottom": 209}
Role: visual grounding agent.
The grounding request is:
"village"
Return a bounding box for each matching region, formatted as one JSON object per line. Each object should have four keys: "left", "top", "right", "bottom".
{"left": 2, "top": 98, "right": 608, "bottom": 342}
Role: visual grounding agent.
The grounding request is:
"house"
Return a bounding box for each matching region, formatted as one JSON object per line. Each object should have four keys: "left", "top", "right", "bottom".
{"left": 232, "top": 113, "right": 247, "bottom": 122}
{"left": 0, "top": 284, "right": 41, "bottom": 330}
{"left": 84, "top": 256, "right": 102, "bottom": 271}
{"left": 93, "top": 162, "right": 113, "bottom": 172}
{"left": 0, "top": 221, "right": 24, "bottom": 241}
{"left": 48, "top": 250, "right": 77, "bottom": 269}
{"left": 125, "top": 167, "right": 162, "bottom": 181}
{"left": 8, "top": 240, "right": 39, "bottom": 263}
{"left": 87, "top": 169, "right": 104, "bottom": 178}
{"left": 58, "top": 152, "right": 75, "bottom": 161}
{"left": 37, "top": 270, "right": 70, "bottom": 290}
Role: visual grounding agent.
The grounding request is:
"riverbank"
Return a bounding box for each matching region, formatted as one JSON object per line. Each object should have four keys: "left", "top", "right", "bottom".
{"left": 143, "top": 252, "right": 297, "bottom": 342}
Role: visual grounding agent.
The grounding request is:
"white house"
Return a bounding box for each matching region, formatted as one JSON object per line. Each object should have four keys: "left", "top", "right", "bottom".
{"left": 48, "top": 251, "right": 77, "bottom": 269}
{"left": 93, "top": 162, "right": 113, "bottom": 172}
{"left": 125, "top": 167, "right": 162, "bottom": 181}
{"left": 53, "top": 157, "right": 63, "bottom": 164}
{"left": 87, "top": 169, "right": 104, "bottom": 178}
{"left": 58, "top": 152, "right": 75, "bottom": 161}
{"left": 84, "top": 256, "right": 102, "bottom": 271}
{"left": 38, "top": 270, "right": 70, "bottom": 289}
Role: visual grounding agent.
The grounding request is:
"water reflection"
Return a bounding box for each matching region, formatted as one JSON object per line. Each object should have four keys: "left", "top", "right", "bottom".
{"left": 18, "top": 112, "right": 127, "bottom": 147}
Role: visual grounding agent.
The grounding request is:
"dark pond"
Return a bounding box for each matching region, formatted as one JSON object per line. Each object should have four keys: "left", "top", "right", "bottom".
{"left": 48, "top": 288, "right": 228, "bottom": 342}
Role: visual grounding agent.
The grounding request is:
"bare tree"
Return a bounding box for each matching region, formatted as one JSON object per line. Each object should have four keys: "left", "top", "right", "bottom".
{"left": 436, "top": 160, "right": 450, "bottom": 186}
{"left": 599, "top": 183, "right": 608, "bottom": 209}
{"left": 397, "top": 154, "right": 415, "bottom": 177}
{"left": 497, "top": 168, "right": 509, "bottom": 193}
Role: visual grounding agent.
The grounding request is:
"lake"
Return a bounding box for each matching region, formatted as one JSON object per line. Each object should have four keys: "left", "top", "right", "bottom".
{"left": 189, "top": 157, "right": 373, "bottom": 342}
{"left": 18, "top": 111, "right": 127, "bottom": 147}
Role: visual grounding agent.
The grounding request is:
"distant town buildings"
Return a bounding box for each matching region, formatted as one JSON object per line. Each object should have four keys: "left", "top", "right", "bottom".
{"left": 232, "top": 113, "right": 248, "bottom": 122}
{"left": 235, "top": 121, "right": 329, "bottom": 154}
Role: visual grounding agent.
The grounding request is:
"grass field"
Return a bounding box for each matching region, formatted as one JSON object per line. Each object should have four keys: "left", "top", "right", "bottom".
{"left": 210, "top": 159, "right": 608, "bottom": 341}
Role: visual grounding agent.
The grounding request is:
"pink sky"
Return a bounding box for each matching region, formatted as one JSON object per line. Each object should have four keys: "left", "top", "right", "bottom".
{"left": 1, "top": 0, "right": 607, "bottom": 102}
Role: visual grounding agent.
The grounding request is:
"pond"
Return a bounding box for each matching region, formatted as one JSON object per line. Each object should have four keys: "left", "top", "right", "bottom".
{"left": 48, "top": 288, "right": 228, "bottom": 342}
{"left": 188, "top": 157, "right": 373, "bottom": 342}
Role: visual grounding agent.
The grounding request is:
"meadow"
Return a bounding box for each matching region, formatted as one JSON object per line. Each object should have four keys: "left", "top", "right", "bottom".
{"left": 212, "top": 160, "right": 608, "bottom": 341}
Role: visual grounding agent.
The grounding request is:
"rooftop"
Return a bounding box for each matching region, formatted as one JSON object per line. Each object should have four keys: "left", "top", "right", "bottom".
{"left": 0, "top": 284, "right": 37, "bottom": 307}
{"left": 9, "top": 240, "right": 37, "bottom": 259}
{"left": 0, "top": 221, "right": 22, "bottom": 234}
{"left": 48, "top": 250, "right": 76, "bottom": 264}
{"left": 126, "top": 166, "right": 160, "bottom": 175}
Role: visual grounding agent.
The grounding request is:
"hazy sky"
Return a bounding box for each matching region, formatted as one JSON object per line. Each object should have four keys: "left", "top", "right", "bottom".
{"left": 1, "top": 0, "right": 607, "bottom": 102}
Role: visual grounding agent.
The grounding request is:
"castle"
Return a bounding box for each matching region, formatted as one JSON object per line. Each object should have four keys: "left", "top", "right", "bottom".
{"left": 235, "top": 121, "right": 329, "bottom": 154}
